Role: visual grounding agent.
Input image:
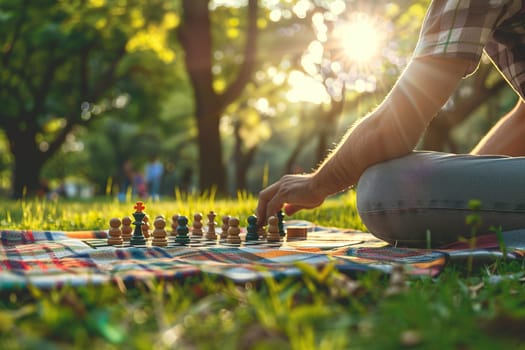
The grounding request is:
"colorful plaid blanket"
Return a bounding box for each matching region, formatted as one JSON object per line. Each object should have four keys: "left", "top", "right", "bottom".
{"left": 1, "top": 222, "right": 523, "bottom": 290}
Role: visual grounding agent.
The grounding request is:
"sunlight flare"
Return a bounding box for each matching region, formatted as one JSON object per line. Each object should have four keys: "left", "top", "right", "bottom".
{"left": 337, "top": 13, "right": 383, "bottom": 63}
{"left": 286, "top": 70, "right": 330, "bottom": 104}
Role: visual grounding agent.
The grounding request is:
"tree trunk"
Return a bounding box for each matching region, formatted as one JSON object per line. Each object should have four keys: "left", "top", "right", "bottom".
{"left": 232, "top": 119, "right": 258, "bottom": 191}
{"left": 7, "top": 128, "right": 46, "bottom": 198}
{"left": 179, "top": 0, "right": 258, "bottom": 195}
{"left": 195, "top": 106, "right": 226, "bottom": 194}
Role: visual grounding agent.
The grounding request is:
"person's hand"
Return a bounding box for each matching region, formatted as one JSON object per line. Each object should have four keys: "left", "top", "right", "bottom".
{"left": 256, "top": 173, "right": 326, "bottom": 225}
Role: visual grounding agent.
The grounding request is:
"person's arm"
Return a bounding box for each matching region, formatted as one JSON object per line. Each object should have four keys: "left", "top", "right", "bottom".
{"left": 471, "top": 100, "right": 525, "bottom": 156}
{"left": 256, "top": 56, "right": 472, "bottom": 223}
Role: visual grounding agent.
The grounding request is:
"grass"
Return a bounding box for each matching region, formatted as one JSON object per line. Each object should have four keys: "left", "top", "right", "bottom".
{"left": 1, "top": 192, "right": 525, "bottom": 349}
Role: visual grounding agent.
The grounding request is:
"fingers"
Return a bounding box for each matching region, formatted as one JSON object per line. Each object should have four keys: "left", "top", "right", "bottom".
{"left": 255, "top": 182, "right": 282, "bottom": 226}
{"left": 256, "top": 177, "right": 295, "bottom": 225}
{"left": 256, "top": 174, "right": 311, "bottom": 225}
{"left": 283, "top": 203, "right": 302, "bottom": 216}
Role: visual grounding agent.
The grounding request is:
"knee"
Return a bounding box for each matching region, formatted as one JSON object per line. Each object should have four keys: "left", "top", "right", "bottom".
{"left": 355, "top": 152, "right": 457, "bottom": 247}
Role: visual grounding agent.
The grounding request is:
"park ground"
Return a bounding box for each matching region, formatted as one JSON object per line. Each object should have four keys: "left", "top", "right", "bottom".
{"left": 1, "top": 194, "right": 525, "bottom": 349}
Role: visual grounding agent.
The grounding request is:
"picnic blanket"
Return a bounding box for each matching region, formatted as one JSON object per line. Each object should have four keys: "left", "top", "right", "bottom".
{"left": 1, "top": 221, "right": 524, "bottom": 290}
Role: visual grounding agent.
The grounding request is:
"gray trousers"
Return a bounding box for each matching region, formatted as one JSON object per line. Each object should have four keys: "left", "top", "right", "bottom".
{"left": 356, "top": 152, "right": 525, "bottom": 247}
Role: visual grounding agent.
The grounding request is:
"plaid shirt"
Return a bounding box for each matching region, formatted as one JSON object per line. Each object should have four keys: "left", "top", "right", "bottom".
{"left": 415, "top": 0, "right": 525, "bottom": 100}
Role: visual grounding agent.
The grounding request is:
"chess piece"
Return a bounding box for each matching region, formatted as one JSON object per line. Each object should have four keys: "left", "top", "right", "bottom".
{"left": 175, "top": 215, "right": 191, "bottom": 244}
{"left": 286, "top": 226, "right": 308, "bottom": 240}
{"left": 245, "top": 215, "right": 259, "bottom": 241}
{"left": 130, "top": 201, "right": 147, "bottom": 246}
{"left": 171, "top": 214, "right": 179, "bottom": 236}
{"left": 108, "top": 218, "right": 123, "bottom": 245}
{"left": 257, "top": 224, "right": 267, "bottom": 239}
{"left": 226, "top": 217, "right": 241, "bottom": 244}
{"left": 121, "top": 216, "right": 133, "bottom": 241}
{"left": 152, "top": 217, "right": 168, "bottom": 247}
{"left": 205, "top": 211, "right": 217, "bottom": 240}
{"left": 220, "top": 215, "right": 230, "bottom": 240}
{"left": 141, "top": 215, "right": 150, "bottom": 238}
{"left": 266, "top": 216, "right": 281, "bottom": 242}
{"left": 191, "top": 213, "right": 204, "bottom": 237}
{"left": 277, "top": 210, "right": 286, "bottom": 237}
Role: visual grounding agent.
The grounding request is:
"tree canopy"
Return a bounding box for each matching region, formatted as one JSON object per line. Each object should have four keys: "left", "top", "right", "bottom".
{"left": 0, "top": 0, "right": 181, "bottom": 197}
{"left": 0, "top": 0, "right": 516, "bottom": 199}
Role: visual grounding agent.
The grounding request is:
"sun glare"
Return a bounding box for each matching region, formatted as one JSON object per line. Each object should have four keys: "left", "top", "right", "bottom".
{"left": 338, "top": 14, "right": 382, "bottom": 63}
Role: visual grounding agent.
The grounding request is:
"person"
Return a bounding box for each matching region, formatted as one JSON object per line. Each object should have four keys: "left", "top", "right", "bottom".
{"left": 118, "top": 159, "right": 135, "bottom": 202}
{"left": 180, "top": 167, "right": 193, "bottom": 194}
{"left": 133, "top": 169, "right": 148, "bottom": 199}
{"left": 145, "top": 155, "right": 164, "bottom": 201}
{"left": 257, "top": 0, "right": 525, "bottom": 247}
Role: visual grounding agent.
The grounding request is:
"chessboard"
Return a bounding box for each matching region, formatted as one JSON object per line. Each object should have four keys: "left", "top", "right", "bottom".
{"left": 83, "top": 230, "right": 374, "bottom": 250}
{"left": 87, "top": 201, "right": 383, "bottom": 252}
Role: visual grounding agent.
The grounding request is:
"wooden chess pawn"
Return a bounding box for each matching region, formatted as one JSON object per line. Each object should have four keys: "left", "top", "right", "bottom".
{"left": 226, "top": 217, "right": 241, "bottom": 244}
{"left": 171, "top": 214, "right": 179, "bottom": 236}
{"left": 141, "top": 215, "right": 150, "bottom": 238}
{"left": 151, "top": 217, "right": 168, "bottom": 247}
{"left": 257, "top": 225, "right": 267, "bottom": 239}
{"left": 205, "top": 211, "right": 217, "bottom": 240}
{"left": 191, "top": 213, "right": 204, "bottom": 237}
{"left": 220, "top": 215, "right": 230, "bottom": 240}
{"left": 121, "top": 216, "right": 133, "bottom": 241}
{"left": 108, "top": 218, "right": 123, "bottom": 245}
{"left": 266, "top": 216, "right": 281, "bottom": 242}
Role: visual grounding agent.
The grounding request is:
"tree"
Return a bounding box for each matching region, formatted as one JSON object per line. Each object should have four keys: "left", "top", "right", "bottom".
{"left": 273, "top": 0, "right": 428, "bottom": 175}
{"left": 177, "top": 0, "right": 258, "bottom": 195}
{"left": 0, "top": 0, "right": 179, "bottom": 198}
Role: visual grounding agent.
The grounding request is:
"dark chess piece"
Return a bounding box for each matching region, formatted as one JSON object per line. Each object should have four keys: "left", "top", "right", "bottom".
{"left": 130, "top": 201, "right": 147, "bottom": 246}
{"left": 245, "top": 215, "right": 259, "bottom": 241}
{"left": 175, "top": 215, "right": 191, "bottom": 245}
{"left": 277, "top": 210, "right": 286, "bottom": 237}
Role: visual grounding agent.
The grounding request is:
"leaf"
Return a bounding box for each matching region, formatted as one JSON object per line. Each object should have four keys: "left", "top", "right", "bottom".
{"left": 87, "top": 309, "right": 125, "bottom": 344}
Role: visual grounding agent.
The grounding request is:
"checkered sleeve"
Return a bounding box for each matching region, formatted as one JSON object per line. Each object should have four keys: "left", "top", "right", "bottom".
{"left": 414, "top": 0, "right": 523, "bottom": 76}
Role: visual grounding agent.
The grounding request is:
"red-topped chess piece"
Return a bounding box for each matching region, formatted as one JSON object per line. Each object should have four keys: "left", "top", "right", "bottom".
{"left": 130, "top": 201, "right": 147, "bottom": 246}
